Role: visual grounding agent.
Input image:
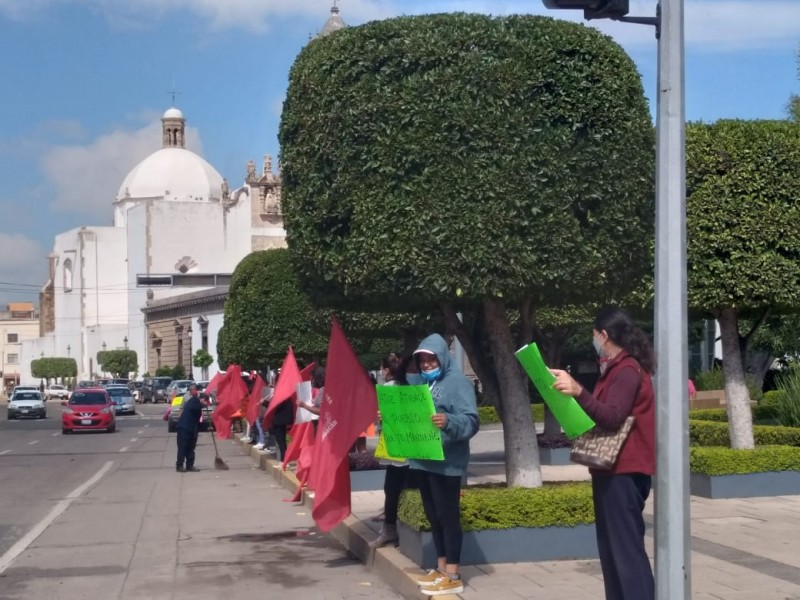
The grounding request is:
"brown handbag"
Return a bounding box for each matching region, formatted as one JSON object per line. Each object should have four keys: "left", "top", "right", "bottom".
{"left": 569, "top": 415, "right": 636, "bottom": 470}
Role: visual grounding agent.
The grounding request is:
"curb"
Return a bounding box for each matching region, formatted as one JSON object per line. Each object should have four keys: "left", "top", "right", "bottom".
{"left": 235, "top": 438, "right": 451, "bottom": 599}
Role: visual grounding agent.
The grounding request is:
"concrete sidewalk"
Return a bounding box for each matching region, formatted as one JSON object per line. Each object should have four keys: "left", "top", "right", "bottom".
{"left": 238, "top": 434, "right": 800, "bottom": 600}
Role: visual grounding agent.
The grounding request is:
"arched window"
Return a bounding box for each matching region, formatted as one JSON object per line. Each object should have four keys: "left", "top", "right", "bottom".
{"left": 63, "top": 258, "right": 73, "bottom": 292}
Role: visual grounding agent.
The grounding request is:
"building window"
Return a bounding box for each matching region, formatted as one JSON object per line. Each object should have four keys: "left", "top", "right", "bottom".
{"left": 177, "top": 339, "right": 184, "bottom": 366}
{"left": 156, "top": 348, "right": 162, "bottom": 368}
{"left": 7, "top": 333, "right": 18, "bottom": 343}
{"left": 63, "top": 258, "right": 73, "bottom": 292}
{"left": 7, "top": 354, "right": 19, "bottom": 364}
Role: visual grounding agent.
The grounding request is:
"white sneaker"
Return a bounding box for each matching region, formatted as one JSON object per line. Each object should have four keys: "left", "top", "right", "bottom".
{"left": 254, "top": 443, "right": 265, "bottom": 450}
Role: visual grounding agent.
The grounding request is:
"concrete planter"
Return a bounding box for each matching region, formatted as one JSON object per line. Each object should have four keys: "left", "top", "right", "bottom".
{"left": 690, "top": 471, "right": 800, "bottom": 499}
{"left": 691, "top": 389, "right": 726, "bottom": 410}
{"left": 397, "top": 521, "right": 598, "bottom": 568}
{"left": 538, "top": 447, "right": 572, "bottom": 466}
{"left": 350, "top": 468, "right": 386, "bottom": 492}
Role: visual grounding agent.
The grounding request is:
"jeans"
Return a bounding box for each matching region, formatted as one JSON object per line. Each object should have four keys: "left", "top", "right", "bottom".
{"left": 416, "top": 470, "right": 463, "bottom": 564}
{"left": 254, "top": 418, "right": 265, "bottom": 446}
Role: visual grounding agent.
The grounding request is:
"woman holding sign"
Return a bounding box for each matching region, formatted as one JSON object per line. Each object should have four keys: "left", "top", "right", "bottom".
{"left": 410, "top": 334, "right": 479, "bottom": 597}
{"left": 550, "top": 308, "right": 656, "bottom": 600}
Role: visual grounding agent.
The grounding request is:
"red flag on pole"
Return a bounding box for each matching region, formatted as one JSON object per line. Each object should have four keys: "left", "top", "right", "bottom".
{"left": 211, "top": 366, "right": 248, "bottom": 439}
{"left": 281, "top": 421, "right": 317, "bottom": 503}
{"left": 245, "top": 375, "right": 266, "bottom": 426}
{"left": 262, "top": 348, "right": 302, "bottom": 429}
{"left": 311, "top": 319, "right": 378, "bottom": 532}
{"left": 204, "top": 371, "right": 224, "bottom": 396}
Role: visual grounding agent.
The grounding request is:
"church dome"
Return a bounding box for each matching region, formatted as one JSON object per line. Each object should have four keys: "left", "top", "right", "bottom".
{"left": 163, "top": 107, "right": 184, "bottom": 119}
{"left": 116, "top": 148, "right": 224, "bottom": 202}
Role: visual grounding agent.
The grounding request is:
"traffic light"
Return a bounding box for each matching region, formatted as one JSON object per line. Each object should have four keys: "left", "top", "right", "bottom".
{"left": 542, "top": 0, "right": 630, "bottom": 19}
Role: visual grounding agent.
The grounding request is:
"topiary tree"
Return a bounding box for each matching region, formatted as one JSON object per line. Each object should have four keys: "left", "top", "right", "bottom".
{"left": 280, "top": 13, "right": 654, "bottom": 486}
{"left": 193, "top": 349, "right": 214, "bottom": 380}
{"left": 96, "top": 349, "right": 138, "bottom": 378}
{"left": 687, "top": 119, "right": 800, "bottom": 449}
{"left": 31, "top": 357, "right": 78, "bottom": 384}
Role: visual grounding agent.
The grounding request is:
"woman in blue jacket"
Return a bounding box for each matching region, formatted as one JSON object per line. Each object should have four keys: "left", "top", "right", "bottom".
{"left": 410, "top": 334, "right": 479, "bottom": 597}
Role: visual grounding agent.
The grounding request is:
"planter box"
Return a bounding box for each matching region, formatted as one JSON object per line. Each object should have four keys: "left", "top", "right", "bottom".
{"left": 691, "top": 389, "right": 726, "bottom": 410}
{"left": 350, "top": 469, "right": 386, "bottom": 492}
{"left": 538, "top": 447, "right": 572, "bottom": 466}
{"left": 397, "top": 521, "right": 597, "bottom": 568}
{"left": 690, "top": 471, "right": 800, "bottom": 499}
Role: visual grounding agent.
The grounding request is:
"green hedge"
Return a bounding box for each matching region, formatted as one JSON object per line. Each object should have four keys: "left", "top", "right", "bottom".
{"left": 690, "top": 446, "right": 800, "bottom": 476}
{"left": 689, "top": 409, "right": 728, "bottom": 422}
{"left": 690, "top": 420, "right": 800, "bottom": 447}
{"left": 398, "top": 483, "right": 594, "bottom": 532}
{"left": 478, "top": 404, "right": 545, "bottom": 425}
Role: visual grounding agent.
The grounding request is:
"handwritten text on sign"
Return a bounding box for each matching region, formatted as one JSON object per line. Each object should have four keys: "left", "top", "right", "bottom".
{"left": 376, "top": 385, "right": 444, "bottom": 461}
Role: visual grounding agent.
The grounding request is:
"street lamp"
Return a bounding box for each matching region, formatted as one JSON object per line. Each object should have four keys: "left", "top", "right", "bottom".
{"left": 123, "top": 336, "right": 128, "bottom": 349}
{"left": 40, "top": 351, "right": 44, "bottom": 358}
{"left": 541, "top": 2, "right": 689, "bottom": 599}
{"left": 187, "top": 326, "right": 193, "bottom": 380}
{"left": 102, "top": 342, "right": 107, "bottom": 351}
{"left": 66, "top": 344, "right": 71, "bottom": 356}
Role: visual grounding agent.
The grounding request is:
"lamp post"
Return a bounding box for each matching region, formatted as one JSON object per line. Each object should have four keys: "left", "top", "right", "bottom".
{"left": 66, "top": 345, "right": 71, "bottom": 357}
{"left": 187, "top": 326, "right": 193, "bottom": 380}
{"left": 102, "top": 342, "right": 107, "bottom": 352}
{"left": 123, "top": 336, "right": 128, "bottom": 349}
{"left": 40, "top": 352, "right": 44, "bottom": 358}
{"left": 541, "top": 2, "right": 689, "bottom": 599}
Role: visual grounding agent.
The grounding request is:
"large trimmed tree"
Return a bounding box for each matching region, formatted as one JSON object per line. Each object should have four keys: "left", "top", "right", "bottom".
{"left": 687, "top": 119, "right": 800, "bottom": 449}
{"left": 280, "top": 14, "right": 654, "bottom": 486}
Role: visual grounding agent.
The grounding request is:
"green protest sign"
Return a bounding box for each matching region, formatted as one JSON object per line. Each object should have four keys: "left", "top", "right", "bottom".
{"left": 377, "top": 385, "right": 444, "bottom": 461}
{"left": 515, "top": 343, "right": 595, "bottom": 439}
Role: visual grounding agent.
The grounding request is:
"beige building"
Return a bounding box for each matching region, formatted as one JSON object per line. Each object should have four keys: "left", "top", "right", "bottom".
{"left": 1, "top": 303, "right": 40, "bottom": 395}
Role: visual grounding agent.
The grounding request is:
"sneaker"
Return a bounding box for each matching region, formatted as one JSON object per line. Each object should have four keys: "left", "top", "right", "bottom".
{"left": 413, "top": 570, "right": 443, "bottom": 586}
{"left": 176, "top": 466, "right": 186, "bottom": 473}
{"left": 186, "top": 467, "right": 200, "bottom": 472}
{"left": 368, "top": 524, "right": 398, "bottom": 548}
{"left": 420, "top": 575, "right": 464, "bottom": 596}
{"left": 254, "top": 443, "right": 265, "bottom": 450}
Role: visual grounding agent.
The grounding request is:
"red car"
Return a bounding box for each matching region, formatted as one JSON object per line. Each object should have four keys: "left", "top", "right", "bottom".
{"left": 62, "top": 388, "right": 116, "bottom": 434}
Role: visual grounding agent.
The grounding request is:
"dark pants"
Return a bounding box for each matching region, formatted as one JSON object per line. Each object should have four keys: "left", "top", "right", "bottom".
{"left": 417, "top": 470, "right": 463, "bottom": 564}
{"left": 383, "top": 465, "right": 410, "bottom": 526}
{"left": 271, "top": 424, "right": 288, "bottom": 461}
{"left": 592, "top": 473, "right": 654, "bottom": 600}
{"left": 176, "top": 428, "right": 198, "bottom": 468}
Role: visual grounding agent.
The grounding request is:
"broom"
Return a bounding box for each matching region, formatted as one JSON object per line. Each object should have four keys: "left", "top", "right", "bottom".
{"left": 204, "top": 402, "right": 229, "bottom": 470}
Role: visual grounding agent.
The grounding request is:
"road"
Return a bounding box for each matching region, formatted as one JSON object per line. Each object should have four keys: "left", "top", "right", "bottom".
{"left": 0, "top": 400, "right": 401, "bottom": 599}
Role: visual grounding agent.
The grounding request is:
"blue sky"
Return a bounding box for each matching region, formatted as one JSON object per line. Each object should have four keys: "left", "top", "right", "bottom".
{"left": 0, "top": 0, "right": 798, "bottom": 306}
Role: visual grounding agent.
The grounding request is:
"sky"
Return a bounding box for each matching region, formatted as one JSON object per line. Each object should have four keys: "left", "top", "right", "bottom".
{"left": 0, "top": 0, "right": 798, "bottom": 307}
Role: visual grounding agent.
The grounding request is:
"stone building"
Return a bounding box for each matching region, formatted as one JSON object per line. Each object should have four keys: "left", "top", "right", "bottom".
{"left": 0, "top": 303, "right": 39, "bottom": 394}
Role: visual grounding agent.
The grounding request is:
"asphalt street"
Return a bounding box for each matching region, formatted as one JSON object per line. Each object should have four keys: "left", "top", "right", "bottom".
{"left": 0, "top": 400, "right": 401, "bottom": 599}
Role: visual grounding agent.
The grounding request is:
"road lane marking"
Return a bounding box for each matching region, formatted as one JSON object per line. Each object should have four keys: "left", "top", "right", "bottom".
{"left": 130, "top": 438, "right": 138, "bottom": 442}
{"left": 28, "top": 440, "right": 39, "bottom": 446}
{"left": 0, "top": 460, "right": 113, "bottom": 574}
{"left": 119, "top": 447, "right": 129, "bottom": 453}
{"left": 137, "top": 431, "right": 144, "bottom": 435}
{"left": 51, "top": 432, "right": 60, "bottom": 437}
{"left": 0, "top": 450, "right": 10, "bottom": 456}
{"left": 145, "top": 424, "right": 150, "bottom": 428}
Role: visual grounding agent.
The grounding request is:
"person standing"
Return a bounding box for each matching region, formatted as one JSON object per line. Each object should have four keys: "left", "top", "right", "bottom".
{"left": 176, "top": 384, "right": 209, "bottom": 473}
{"left": 409, "top": 334, "right": 479, "bottom": 597}
{"left": 551, "top": 307, "right": 656, "bottom": 600}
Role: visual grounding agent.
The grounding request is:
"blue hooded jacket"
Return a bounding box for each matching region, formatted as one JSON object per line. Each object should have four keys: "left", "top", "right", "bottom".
{"left": 409, "top": 334, "right": 479, "bottom": 477}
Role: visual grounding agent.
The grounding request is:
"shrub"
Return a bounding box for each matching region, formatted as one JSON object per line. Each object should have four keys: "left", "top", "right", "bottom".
{"left": 775, "top": 368, "right": 800, "bottom": 428}
{"left": 689, "top": 409, "right": 728, "bottom": 422}
{"left": 478, "top": 404, "right": 544, "bottom": 425}
{"left": 690, "top": 420, "right": 800, "bottom": 447}
{"left": 694, "top": 367, "right": 763, "bottom": 402}
{"left": 348, "top": 452, "right": 383, "bottom": 471}
{"left": 690, "top": 445, "right": 800, "bottom": 476}
{"left": 398, "top": 483, "right": 594, "bottom": 532}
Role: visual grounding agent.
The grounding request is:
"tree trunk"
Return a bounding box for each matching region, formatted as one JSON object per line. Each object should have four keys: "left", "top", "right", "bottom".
{"left": 747, "top": 351, "right": 774, "bottom": 392}
{"left": 483, "top": 299, "right": 543, "bottom": 487}
{"left": 718, "top": 308, "right": 755, "bottom": 449}
{"left": 538, "top": 326, "right": 569, "bottom": 436}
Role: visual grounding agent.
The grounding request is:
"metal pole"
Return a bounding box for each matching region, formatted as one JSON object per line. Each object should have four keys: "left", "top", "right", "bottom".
{"left": 653, "top": 1, "right": 691, "bottom": 599}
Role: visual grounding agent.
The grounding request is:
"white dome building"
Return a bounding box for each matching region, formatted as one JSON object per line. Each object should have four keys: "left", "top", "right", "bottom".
{"left": 113, "top": 108, "right": 224, "bottom": 227}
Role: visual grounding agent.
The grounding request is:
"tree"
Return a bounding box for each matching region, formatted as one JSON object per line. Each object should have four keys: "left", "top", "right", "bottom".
{"left": 788, "top": 44, "right": 799, "bottom": 122}
{"left": 193, "top": 349, "right": 214, "bottom": 379}
{"left": 96, "top": 350, "right": 138, "bottom": 378}
{"left": 31, "top": 357, "right": 77, "bottom": 383}
{"left": 280, "top": 14, "right": 654, "bottom": 486}
{"left": 686, "top": 119, "right": 800, "bottom": 449}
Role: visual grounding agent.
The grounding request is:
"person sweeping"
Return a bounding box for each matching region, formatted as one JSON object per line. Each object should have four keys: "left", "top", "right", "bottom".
{"left": 175, "top": 384, "right": 210, "bottom": 472}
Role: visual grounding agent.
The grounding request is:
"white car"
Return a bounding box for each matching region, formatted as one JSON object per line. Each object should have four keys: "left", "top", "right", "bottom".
{"left": 46, "top": 384, "right": 70, "bottom": 401}
{"left": 106, "top": 385, "right": 136, "bottom": 415}
{"left": 8, "top": 390, "right": 47, "bottom": 420}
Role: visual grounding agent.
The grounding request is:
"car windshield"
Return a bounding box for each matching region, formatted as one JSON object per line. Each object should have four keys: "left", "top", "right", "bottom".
{"left": 107, "top": 388, "right": 131, "bottom": 397}
{"left": 69, "top": 392, "right": 107, "bottom": 405}
{"left": 50, "top": 385, "right": 65, "bottom": 390}
{"left": 14, "top": 392, "right": 41, "bottom": 401}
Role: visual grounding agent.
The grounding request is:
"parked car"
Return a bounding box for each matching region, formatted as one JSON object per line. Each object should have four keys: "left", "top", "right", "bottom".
{"left": 96, "top": 378, "right": 112, "bottom": 387}
{"left": 46, "top": 384, "right": 70, "bottom": 401}
{"left": 8, "top": 391, "right": 46, "bottom": 420}
{"left": 166, "top": 379, "right": 194, "bottom": 401}
{"left": 168, "top": 391, "right": 215, "bottom": 433}
{"left": 140, "top": 376, "right": 173, "bottom": 403}
{"left": 111, "top": 378, "right": 130, "bottom": 387}
{"left": 62, "top": 388, "right": 115, "bottom": 434}
{"left": 10, "top": 385, "right": 39, "bottom": 399}
{"left": 106, "top": 385, "right": 135, "bottom": 415}
{"left": 76, "top": 380, "right": 95, "bottom": 390}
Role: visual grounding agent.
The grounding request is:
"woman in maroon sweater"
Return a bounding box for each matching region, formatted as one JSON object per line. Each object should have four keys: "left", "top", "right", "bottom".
{"left": 551, "top": 308, "right": 655, "bottom": 600}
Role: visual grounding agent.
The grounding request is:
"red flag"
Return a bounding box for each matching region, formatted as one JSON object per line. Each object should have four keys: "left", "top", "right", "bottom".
{"left": 262, "top": 348, "right": 302, "bottom": 429}
{"left": 204, "top": 371, "right": 224, "bottom": 396}
{"left": 211, "top": 366, "right": 248, "bottom": 439}
{"left": 281, "top": 421, "right": 317, "bottom": 502}
{"left": 245, "top": 375, "right": 266, "bottom": 425}
{"left": 311, "top": 319, "right": 378, "bottom": 532}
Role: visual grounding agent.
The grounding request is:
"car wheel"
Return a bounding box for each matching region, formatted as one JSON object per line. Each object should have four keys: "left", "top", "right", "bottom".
{"left": 7, "top": 413, "right": 13, "bottom": 421}
{"left": 62, "top": 427, "right": 70, "bottom": 434}
{"left": 42, "top": 413, "right": 47, "bottom": 419}
{"left": 107, "top": 423, "right": 116, "bottom": 433}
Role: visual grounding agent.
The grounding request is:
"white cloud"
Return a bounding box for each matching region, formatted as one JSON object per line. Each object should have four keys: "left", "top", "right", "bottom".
{"left": 0, "top": 233, "right": 48, "bottom": 305}
{"left": 40, "top": 119, "right": 204, "bottom": 217}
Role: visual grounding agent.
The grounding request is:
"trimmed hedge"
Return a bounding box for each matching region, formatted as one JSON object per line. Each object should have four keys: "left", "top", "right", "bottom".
{"left": 690, "top": 420, "right": 800, "bottom": 447}
{"left": 690, "top": 446, "right": 800, "bottom": 476}
{"left": 689, "top": 405, "right": 780, "bottom": 423}
{"left": 398, "top": 483, "right": 594, "bottom": 532}
{"left": 478, "top": 404, "right": 545, "bottom": 425}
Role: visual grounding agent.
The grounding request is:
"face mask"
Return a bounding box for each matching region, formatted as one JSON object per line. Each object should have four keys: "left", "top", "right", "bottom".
{"left": 593, "top": 335, "right": 606, "bottom": 356}
{"left": 420, "top": 367, "right": 441, "bottom": 382}
{"left": 405, "top": 373, "right": 425, "bottom": 386}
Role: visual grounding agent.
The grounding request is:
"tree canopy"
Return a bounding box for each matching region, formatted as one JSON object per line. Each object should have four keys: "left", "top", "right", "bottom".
{"left": 96, "top": 349, "right": 138, "bottom": 378}
{"left": 279, "top": 13, "right": 655, "bottom": 486}
{"left": 31, "top": 357, "right": 77, "bottom": 380}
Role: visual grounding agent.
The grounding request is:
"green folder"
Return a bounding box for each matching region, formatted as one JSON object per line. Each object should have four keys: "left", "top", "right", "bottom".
{"left": 515, "top": 342, "right": 595, "bottom": 439}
